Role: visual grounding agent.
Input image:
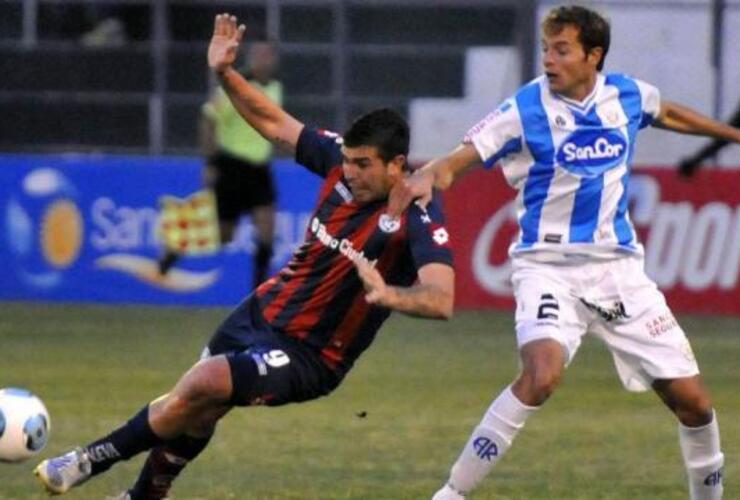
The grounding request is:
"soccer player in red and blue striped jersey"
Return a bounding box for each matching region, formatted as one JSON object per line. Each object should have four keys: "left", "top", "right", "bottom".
{"left": 35, "top": 14, "right": 455, "bottom": 499}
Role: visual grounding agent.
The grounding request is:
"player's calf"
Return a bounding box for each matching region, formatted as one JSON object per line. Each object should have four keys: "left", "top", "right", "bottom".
{"left": 127, "top": 434, "right": 212, "bottom": 500}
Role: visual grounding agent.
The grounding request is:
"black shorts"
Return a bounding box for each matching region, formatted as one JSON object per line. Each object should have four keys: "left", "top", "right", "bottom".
{"left": 204, "top": 295, "right": 342, "bottom": 407}
{"left": 209, "top": 151, "right": 276, "bottom": 221}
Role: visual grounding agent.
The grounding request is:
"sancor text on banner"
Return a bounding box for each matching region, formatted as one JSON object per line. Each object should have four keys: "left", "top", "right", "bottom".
{"left": 1, "top": 154, "right": 737, "bottom": 314}
{"left": 0, "top": 154, "right": 321, "bottom": 305}
{"left": 443, "top": 167, "right": 740, "bottom": 315}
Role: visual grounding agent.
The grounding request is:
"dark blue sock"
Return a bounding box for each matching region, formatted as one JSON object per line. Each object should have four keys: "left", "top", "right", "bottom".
{"left": 129, "top": 434, "right": 213, "bottom": 500}
{"left": 84, "top": 406, "right": 163, "bottom": 476}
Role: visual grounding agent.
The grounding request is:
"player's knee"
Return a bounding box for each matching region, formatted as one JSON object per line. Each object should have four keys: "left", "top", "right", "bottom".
{"left": 676, "top": 393, "right": 714, "bottom": 427}
{"left": 174, "top": 358, "right": 232, "bottom": 413}
{"left": 514, "top": 366, "right": 561, "bottom": 405}
{"left": 531, "top": 368, "right": 562, "bottom": 400}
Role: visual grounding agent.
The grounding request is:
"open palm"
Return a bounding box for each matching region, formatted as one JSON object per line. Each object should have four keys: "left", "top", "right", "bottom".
{"left": 208, "top": 14, "right": 246, "bottom": 73}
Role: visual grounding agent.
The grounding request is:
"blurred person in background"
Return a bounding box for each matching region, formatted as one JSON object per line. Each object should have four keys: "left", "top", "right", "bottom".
{"left": 388, "top": 5, "right": 740, "bottom": 500}
{"left": 158, "top": 38, "right": 283, "bottom": 291}
{"left": 678, "top": 101, "right": 740, "bottom": 176}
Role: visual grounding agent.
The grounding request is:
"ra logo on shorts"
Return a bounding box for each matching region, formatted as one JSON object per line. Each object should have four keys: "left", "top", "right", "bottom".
{"left": 556, "top": 129, "right": 628, "bottom": 178}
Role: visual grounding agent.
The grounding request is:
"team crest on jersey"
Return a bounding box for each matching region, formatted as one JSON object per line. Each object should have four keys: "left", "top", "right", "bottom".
{"left": 606, "top": 110, "right": 620, "bottom": 125}
{"left": 556, "top": 129, "right": 628, "bottom": 178}
{"left": 378, "top": 214, "right": 401, "bottom": 233}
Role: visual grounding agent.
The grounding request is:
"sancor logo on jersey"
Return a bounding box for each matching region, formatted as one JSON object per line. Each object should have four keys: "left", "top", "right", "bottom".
{"left": 556, "top": 129, "right": 627, "bottom": 178}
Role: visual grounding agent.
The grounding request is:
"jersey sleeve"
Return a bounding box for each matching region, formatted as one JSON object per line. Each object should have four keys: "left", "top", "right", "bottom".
{"left": 462, "top": 98, "right": 524, "bottom": 169}
{"left": 405, "top": 192, "right": 454, "bottom": 270}
{"left": 635, "top": 78, "right": 662, "bottom": 129}
{"left": 295, "top": 127, "right": 343, "bottom": 178}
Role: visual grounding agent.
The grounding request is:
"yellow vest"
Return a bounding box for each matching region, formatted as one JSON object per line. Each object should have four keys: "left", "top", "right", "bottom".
{"left": 202, "top": 79, "right": 283, "bottom": 164}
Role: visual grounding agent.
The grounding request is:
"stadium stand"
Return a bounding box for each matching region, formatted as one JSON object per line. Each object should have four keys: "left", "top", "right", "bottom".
{"left": 0, "top": 1, "right": 520, "bottom": 154}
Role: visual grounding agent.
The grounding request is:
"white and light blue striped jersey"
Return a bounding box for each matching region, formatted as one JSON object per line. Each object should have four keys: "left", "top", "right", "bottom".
{"left": 464, "top": 73, "right": 661, "bottom": 259}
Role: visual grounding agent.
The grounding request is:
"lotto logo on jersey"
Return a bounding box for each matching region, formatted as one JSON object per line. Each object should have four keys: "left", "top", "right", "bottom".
{"left": 556, "top": 129, "right": 627, "bottom": 178}
{"left": 431, "top": 225, "right": 450, "bottom": 246}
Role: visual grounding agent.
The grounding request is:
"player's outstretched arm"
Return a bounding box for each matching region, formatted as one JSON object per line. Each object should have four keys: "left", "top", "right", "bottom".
{"left": 208, "top": 13, "right": 303, "bottom": 154}
{"left": 676, "top": 104, "right": 740, "bottom": 177}
{"left": 654, "top": 100, "right": 740, "bottom": 144}
{"left": 354, "top": 259, "right": 454, "bottom": 320}
{"left": 387, "top": 143, "right": 480, "bottom": 218}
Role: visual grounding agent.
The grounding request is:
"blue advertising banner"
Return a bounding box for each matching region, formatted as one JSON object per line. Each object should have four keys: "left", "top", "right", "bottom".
{"left": 0, "top": 153, "right": 322, "bottom": 305}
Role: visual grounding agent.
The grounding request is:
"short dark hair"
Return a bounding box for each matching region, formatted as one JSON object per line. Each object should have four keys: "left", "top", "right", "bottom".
{"left": 542, "top": 5, "right": 610, "bottom": 71}
{"left": 343, "top": 108, "right": 409, "bottom": 164}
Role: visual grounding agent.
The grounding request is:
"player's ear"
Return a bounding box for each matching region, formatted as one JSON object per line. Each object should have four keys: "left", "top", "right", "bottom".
{"left": 587, "top": 46, "right": 603, "bottom": 68}
{"left": 387, "top": 154, "right": 407, "bottom": 179}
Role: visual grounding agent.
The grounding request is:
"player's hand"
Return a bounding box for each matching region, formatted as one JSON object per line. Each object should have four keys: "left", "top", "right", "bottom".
{"left": 387, "top": 169, "right": 434, "bottom": 219}
{"left": 353, "top": 257, "right": 391, "bottom": 306}
{"left": 208, "top": 14, "right": 246, "bottom": 74}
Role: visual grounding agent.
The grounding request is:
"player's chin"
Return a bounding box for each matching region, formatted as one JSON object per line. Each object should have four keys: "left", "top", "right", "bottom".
{"left": 546, "top": 78, "right": 562, "bottom": 92}
{"left": 351, "top": 189, "right": 374, "bottom": 205}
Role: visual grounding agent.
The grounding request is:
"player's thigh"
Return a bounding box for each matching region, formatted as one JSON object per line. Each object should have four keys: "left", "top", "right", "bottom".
{"left": 172, "top": 355, "right": 233, "bottom": 403}
{"left": 591, "top": 259, "right": 699, "bottom": 392}
{"left": 511, "top": 259, "right": 588, "bottom": 363}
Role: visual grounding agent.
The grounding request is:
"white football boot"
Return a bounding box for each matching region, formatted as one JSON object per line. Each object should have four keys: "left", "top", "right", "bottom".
{"left": 432, "top": 483, "right": 467, "bottom": 500}
{"left": 34, "top": 447, "right": 92, "bottom": 495}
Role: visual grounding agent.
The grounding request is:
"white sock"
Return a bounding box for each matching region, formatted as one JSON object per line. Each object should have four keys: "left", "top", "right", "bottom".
{"left": 679, "top": 411, "right": 724, "bottom": 500}
{"left": 446, "top": 386, "right": 538, "bottom": 494}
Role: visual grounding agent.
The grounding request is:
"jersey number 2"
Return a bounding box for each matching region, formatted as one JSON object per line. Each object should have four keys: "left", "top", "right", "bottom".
{"left": 537, "top": 293, "right": 559, "bottom": 320}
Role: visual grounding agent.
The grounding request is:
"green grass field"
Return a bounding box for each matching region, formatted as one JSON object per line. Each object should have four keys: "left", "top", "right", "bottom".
{"left": 1, "top": 302, "right": 737, "bottom": 499}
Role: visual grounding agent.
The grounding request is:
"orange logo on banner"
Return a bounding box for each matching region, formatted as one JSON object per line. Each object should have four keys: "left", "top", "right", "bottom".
{"left": 41, "top": 200, "right": 83, "bottom": 268}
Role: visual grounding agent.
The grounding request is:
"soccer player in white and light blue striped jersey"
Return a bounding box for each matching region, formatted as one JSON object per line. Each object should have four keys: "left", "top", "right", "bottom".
{"left": 388, "top": 5, "right": 740, "bottom": 500}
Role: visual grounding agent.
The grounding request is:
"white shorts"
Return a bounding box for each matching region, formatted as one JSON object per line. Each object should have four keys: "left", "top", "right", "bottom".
{"left": 511, "top": 254, "right": 699, "bottom": 392}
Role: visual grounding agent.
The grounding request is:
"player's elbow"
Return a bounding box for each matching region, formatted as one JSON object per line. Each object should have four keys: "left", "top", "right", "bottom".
{"left": 433, "top": 291, "right": 454, "bottom": 320}
{"left": 438, "top": 306, "right": 453, "bottom": 321}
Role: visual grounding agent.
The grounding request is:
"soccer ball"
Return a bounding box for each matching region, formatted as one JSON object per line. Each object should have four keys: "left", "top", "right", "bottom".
{"left": 0, "top": 388, "right": 51, "bottom": 462}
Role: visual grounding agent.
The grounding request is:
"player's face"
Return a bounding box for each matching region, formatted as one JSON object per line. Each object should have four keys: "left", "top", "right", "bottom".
{"left": 341, "top": 145, "right": 405, "bottom": 204}
{"left": 541, "top": 24, "right": 601, "bottom": 100}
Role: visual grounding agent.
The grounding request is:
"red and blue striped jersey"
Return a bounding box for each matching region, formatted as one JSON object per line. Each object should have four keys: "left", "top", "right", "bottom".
{"left": 254, "top": 127, "right": 453, "bottom": 375}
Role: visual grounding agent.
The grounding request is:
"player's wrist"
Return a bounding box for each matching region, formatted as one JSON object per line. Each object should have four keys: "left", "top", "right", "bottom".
{"left": 213, "top": 64, "right": 234, "bottom": 79}
{"left": 376, "top": 285, "right": 397, "bottom": 309}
